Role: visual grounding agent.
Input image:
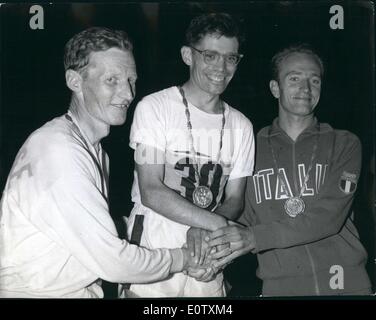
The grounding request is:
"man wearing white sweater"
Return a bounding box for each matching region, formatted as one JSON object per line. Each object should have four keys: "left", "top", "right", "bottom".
{"left": 0, "top": 27, "right": 201, "bottom": 298}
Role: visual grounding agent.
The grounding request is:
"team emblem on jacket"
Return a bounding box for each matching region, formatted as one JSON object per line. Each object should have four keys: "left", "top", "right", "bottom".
{"left": 339, "top": 171, "right": 358, "bottom": 194}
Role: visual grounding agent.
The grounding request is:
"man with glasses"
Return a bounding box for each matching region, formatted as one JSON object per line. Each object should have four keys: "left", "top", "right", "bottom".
{"left": 125, "top": 13, "right": 255, "bottom": 297}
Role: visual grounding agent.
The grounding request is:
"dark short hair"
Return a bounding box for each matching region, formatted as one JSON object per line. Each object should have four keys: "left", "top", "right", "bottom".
{"left": 185, "top": 13, "right": 245, "bottom": 51}
{"left": 64, "top": 27, "right": 133, "bottom": 73}
{"left": 271, "top": 43, "right": 324, "bottom": 81}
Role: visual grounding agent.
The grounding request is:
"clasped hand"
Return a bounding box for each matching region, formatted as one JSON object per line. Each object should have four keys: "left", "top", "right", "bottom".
{"left": 183, "top": 223, "right": 256, "bottom": 282}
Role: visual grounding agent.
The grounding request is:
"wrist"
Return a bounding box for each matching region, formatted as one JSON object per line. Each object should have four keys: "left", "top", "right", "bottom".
{"left": 211, "top": 215, "right": 228, "bottom": 231}
{"left": 248, "top": 227, "right": 257, "bottom": 253}
{"left": 169, "top": 248, "right": 185, "bottom": 273}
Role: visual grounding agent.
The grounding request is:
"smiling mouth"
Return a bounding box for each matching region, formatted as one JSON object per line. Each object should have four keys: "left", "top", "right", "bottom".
{"left": 294, "top": 96, "right": 312, "bottom": 100}
{"left": 207, "top": 74, "right": 225, "bottom": 83}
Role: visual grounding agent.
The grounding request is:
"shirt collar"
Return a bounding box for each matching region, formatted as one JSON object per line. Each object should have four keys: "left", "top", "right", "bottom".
{"left": 268, "top": 117, "right": 332, "bottom": 138}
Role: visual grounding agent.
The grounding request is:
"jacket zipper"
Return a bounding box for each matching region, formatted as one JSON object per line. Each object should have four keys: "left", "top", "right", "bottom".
{"left": 293, "top": 137, "right": 320, "bottom": 295}
{"left": 305, "top": 245, "right": 320, "bottom": 295}
{"left": 292, "top": 143, "right": 299, "bottom": 194}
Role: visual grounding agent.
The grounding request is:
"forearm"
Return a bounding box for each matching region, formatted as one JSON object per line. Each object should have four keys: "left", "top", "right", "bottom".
{"left": 39, "top": 179, "right": 182, "bottom": 284}
{"left": 215, "top": 196, "right": 244, "bottom": 220}
{"left": 141, "top": 183, "right": 227, "bottom": 231}
{"left": 252, "top": 197, "right": 353, "bottom": 252}
{"left": 215, "top": 177, "right": 246, "bottom": 221}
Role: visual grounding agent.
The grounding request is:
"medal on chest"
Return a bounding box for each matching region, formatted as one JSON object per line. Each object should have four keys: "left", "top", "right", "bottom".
{"left": 192, "top": 185, "right": 214, "bottom": 208}
{"left": 178, "top": 86, "right": 225, "bottom": 209}
{"left": 284, "top": 196, "right": 306, "bottom": 217}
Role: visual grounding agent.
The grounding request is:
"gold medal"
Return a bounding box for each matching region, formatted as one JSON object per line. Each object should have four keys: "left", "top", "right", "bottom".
{"left": 192, "top": 186, "right": 213, "bottom": 208}
{"left": 284, "top": 197, "right": 305, "bottom": 218}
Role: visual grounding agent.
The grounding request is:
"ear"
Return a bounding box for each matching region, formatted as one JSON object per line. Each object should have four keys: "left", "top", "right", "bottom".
{"left": 269, "top": 80, "right": 280, "bottom": 99}
{"left": 181, "top": 46, "right": 193, "bottom": 66}
{"left": 65, "top": 69, "right": 83, "bottom": 93}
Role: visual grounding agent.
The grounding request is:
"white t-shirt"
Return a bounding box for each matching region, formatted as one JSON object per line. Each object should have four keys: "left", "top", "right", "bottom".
{"left": 129, "top": 86, "right": 255, "bottom": 243}
{"left": 0, "top": 112, "right": 177, "bottom": 298}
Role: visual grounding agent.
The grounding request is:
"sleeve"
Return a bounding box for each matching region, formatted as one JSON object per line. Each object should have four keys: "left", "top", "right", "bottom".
{"left": 129, "top": 96, "right": 167, "bottom": 152}
{"left": 237, "top": 176, "right": 258, "bottom": 227}
{"left": 29, "top": 144, "right": 178, "bottom": 284}
{"left": 228, "top": 116, "right": 255, "bottom": 181}
{"left": 252, "top": 132, "right": 362, "bottom": 253}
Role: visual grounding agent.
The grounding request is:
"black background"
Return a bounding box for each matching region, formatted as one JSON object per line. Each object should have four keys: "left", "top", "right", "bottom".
{"left": 0, "top": 1, "right": 374, "bottom": 297}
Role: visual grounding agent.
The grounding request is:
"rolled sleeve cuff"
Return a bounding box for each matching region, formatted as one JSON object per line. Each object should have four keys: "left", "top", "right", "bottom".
{"left": 169, "top": 248, "right": 184, "bottom": 273}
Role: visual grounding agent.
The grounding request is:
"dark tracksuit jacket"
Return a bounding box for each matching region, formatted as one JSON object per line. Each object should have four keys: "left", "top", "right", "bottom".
{"left": 239, "top": 118, "right": 371, "bottom": 296}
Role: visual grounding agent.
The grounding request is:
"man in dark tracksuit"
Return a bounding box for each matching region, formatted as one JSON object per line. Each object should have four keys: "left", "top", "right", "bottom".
{"left": 208, "top": 44, "right": 372, "bottom": 296}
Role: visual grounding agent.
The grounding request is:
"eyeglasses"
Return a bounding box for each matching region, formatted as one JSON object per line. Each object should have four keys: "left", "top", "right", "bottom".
{"left": 190, "top": 46, "right": 244, "bottom": 66}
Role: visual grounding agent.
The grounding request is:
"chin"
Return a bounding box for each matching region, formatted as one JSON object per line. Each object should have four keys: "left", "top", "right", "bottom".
{"left": 208, "top": 85, "right": 227, "bottom": 95}
{"left": 111, "top": 116, "right": 127, "bottom": 126}
{"left": 297, "top": 109, "right": 315, "bottom": 117}
{"left": 293, "top": 102, "right": 314, "bottom": 111}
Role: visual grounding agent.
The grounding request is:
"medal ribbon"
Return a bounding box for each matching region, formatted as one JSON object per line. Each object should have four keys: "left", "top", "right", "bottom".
{"left": 65, "top": 112, "right": 108, "bottom": 199}
{"left": 178, "top": 86, "right": 225, "bottom": 187}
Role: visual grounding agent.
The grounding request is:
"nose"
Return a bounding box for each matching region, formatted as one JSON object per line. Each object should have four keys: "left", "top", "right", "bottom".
{"left": 214, "top": 55, "right": 226, "bottom": 70}
{"left": 301, "top": 79, "right": 311, "bottom": 92}
{"left": 118, "top": 79, "right": 135, "bottom": 101}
